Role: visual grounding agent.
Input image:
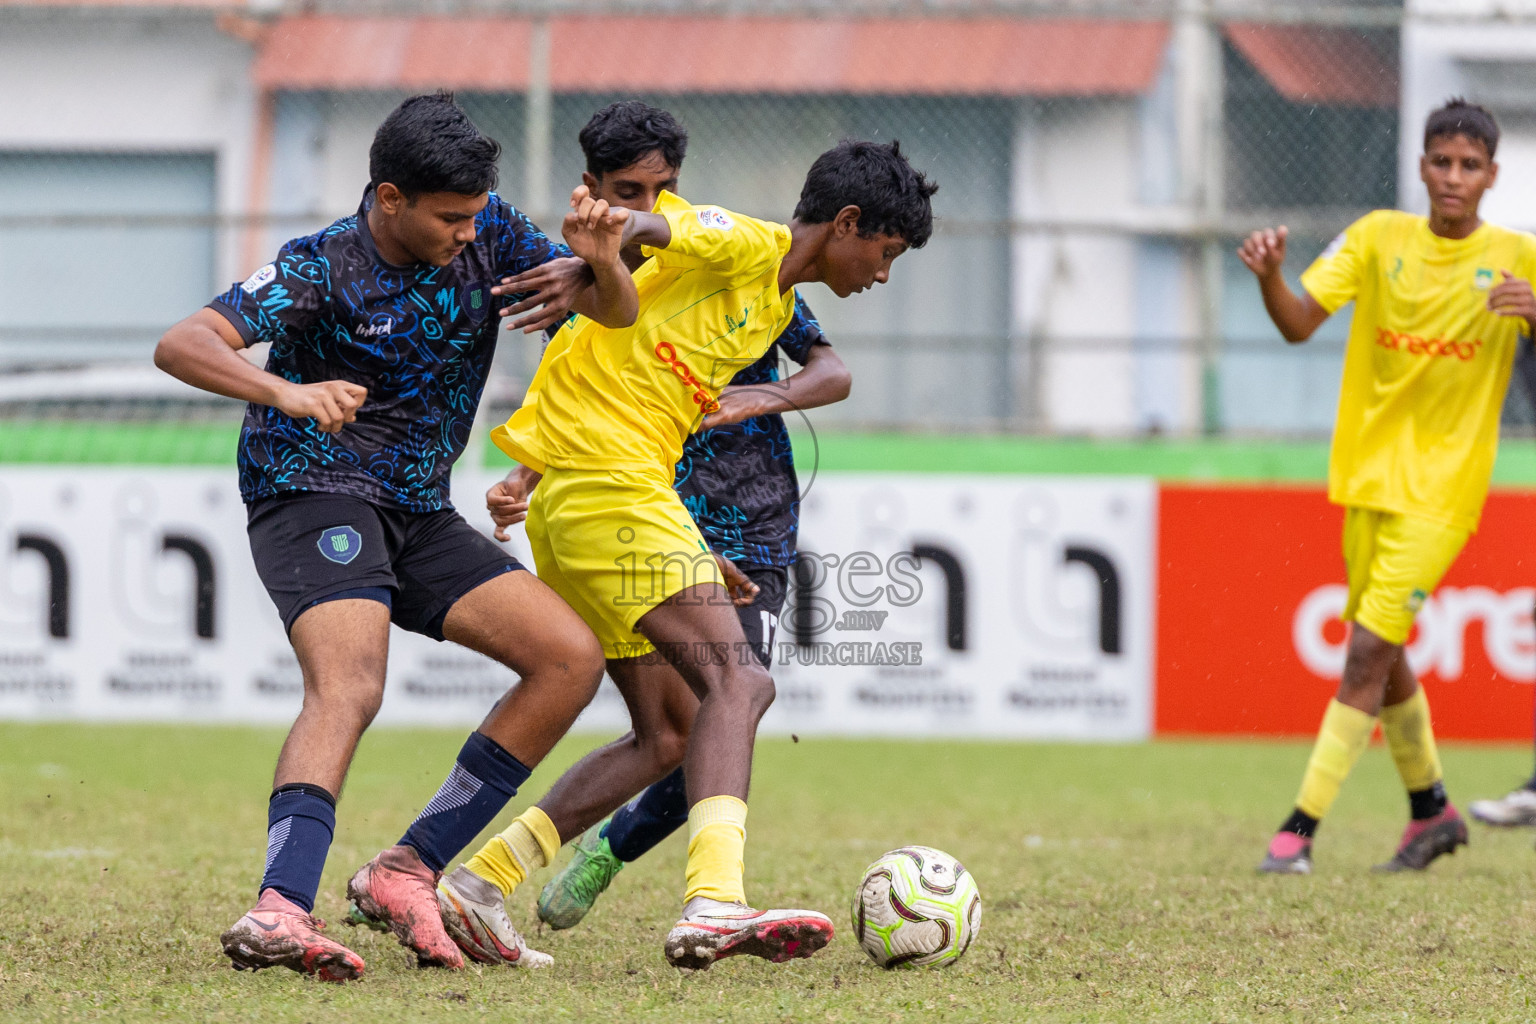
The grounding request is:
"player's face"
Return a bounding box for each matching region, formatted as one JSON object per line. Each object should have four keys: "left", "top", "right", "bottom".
{"left": 823, "top": 225, "right": 909, "bottom": 299}
{"left": 584, "top": 151, "right": 679, "bottom": 215}
{"left": 1420, "top": 134, "right": 1497, "bottom": 225}
{"left": 394, "top": 190, "right": 490, "bottom": 267}
{"left": 585, "top": 153, "right": 679, "bottom": 269}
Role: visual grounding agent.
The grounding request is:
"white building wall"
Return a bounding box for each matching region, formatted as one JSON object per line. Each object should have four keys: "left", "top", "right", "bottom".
{"left": 1402, "top": 15, "right": 1536, "bottom": 232}
{"left": 1011, "top": 93, "right": 1201, "bottom": 436}
{"left": 1012, "top": 101, "right": 1139, "bottom": 434}
{"left": 0, "top": 11, "right": 260, "bottom": 284}
{"left": 260, "top": 92, "right": 400, "bottom": 259}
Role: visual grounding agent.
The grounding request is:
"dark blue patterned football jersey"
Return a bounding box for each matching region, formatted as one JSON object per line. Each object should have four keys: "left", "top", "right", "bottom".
{"left": 673, "top": 293, "right": 828, "bottom": 567}
{"left": 209, "top": 189, "right": 568, "bottom": 512}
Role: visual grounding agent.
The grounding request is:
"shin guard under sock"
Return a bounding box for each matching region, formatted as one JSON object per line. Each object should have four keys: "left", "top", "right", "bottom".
{"left": 1380, "top": 688, "right": 1447, "bottom": 819}
{"left": 1294, "top": 699, "right": 1377, "bottom": 822}
{"left": 399, "top": 732, "right": 533, "bottom": 872}
{"left": 684, "top": 796, "right": 748, "bottom": 906}
{"left": 260, "top": 784, "right": 336, "bottom": 913}
{"left": 605, "top": 767, "right": 690, "bottom": 863}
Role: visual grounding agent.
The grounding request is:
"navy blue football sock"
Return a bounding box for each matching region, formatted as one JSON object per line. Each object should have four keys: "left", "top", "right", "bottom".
{"left": 260, "top": 783, "right": 336, "bottom": 913}
{"left": 605, "top": 767, "right": 690, "bottom": 863}
{"left": 399, "top": 731, "right": 532, "bottom": 872}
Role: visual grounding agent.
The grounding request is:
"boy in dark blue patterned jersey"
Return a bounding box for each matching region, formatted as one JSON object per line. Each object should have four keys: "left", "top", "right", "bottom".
{"left": 404, "top": 101, "right": 851, "bottom": 956}
{"left": 154, "top": 93, "right": 637, "bottom": 982}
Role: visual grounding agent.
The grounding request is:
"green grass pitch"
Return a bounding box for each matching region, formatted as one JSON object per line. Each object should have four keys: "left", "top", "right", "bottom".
{"left": 6, "top": 724, "right": 1536, "bottom": 1022}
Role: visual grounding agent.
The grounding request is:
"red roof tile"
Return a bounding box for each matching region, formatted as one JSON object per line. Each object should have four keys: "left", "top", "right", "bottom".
{"left": 255, "top": 15, "right": 1170, "bottom": 96}
{"left": 1226, "top": 24, "right": 1398, "bottom": 108}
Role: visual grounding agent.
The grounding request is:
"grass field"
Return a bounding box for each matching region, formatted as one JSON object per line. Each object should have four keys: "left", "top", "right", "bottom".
{"left": 6, "top": 726, "right": 1536, "bottom": 1022}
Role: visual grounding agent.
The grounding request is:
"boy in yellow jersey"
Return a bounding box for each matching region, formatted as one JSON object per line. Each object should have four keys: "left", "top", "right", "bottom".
{"left": 445, "top": 141, "right": 936, "bottom": 969}
{"left": 1241, "top": 99, "right": 1536, "bottom": 874}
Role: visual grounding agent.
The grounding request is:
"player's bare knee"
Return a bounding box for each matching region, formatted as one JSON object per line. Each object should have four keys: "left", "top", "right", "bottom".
{"left": 563, "top": 653, "right": 606, "bottom": 716}
{"left": 300, "top": 696, "right": 381, "bottom": 739}
{"left": 301, "top": 675, "right": 384, "bottom": 732}
{"left": 565, "top": 629, "right": 607, "bottom": 689}
{"left": 510, "top": 628, "right": 604, "bottom": 707}
{"left": 732, "top": 663, "right": 776, "bottom": 719}
{"left": 643, "top": 723, "right": 691, "bottom": 774}
{"left": 531, "top": 622, "right": 604, "bottom": 688}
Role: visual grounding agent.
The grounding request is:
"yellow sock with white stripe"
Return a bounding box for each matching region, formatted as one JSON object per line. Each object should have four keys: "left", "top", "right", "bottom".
{"left": 1295, "top": 699, "right": 1378, "bottom": 821}
{"left": 684, "top": 796, "right": 748, "bottom": 906}
{"left": 1380, "top": 687, "right": 1443, "bottom": 792}
{"left": 463, "top": 806, "right": 561, "bottom": 898}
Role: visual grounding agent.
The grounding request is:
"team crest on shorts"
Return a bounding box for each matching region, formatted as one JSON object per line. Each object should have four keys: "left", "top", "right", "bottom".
{"left": 1406, "top": 587, "right": 1428, "bottom": 612}
{"left": 318, "top": 525, "right": 363, "bottom": 565}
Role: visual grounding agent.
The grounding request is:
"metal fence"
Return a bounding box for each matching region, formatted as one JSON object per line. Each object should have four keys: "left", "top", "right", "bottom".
{"left": 7, "top": 0, "right": 1534, "bottom": 437}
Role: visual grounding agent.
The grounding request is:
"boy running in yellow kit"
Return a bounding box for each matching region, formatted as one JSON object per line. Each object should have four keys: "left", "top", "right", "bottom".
{"left": 1241, "top": 100, "right": 1536, "bottom": 874}
{"left": 452, "top": 141, "right": 936, "bottom": 967}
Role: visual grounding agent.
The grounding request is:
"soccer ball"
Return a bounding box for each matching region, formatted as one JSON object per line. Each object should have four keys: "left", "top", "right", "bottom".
{"left": 851, "top": 846, "right": 981, "bottom": 968}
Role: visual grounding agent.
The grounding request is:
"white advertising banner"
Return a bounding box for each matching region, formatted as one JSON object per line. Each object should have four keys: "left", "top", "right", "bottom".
{"left": 768, "top": 473, "right": 1156, "bottom": 740}
{"left": 0, "top": 467, "right": 546, "bottom": 728}
{"left": 0, "top": 468, "right": 1155, "bottom": 739}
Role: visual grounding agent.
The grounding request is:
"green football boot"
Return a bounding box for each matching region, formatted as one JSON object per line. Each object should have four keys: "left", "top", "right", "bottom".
{"left": 537, "top": 820, "right": 625, "bottom": 930}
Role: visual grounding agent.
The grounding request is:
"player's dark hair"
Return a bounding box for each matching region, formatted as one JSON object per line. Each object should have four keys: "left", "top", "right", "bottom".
{"left": 369, "top": 91, "right": 501, "bottom": 199}
{"left": 793, "top": 139, "right": 939, "bottom": 248}
{"left": 579, "top": 101, "right": 689, "bottom": 178}
{"left": 1424, "top": 98, "right": 1500, "bottom": 160}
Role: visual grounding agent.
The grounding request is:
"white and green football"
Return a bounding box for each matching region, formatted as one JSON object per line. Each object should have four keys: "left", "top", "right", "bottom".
{"left": 851, "top": 846, "right": 981, "bottom": 968}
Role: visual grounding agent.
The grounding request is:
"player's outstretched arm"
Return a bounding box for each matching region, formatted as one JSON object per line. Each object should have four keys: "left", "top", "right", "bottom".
{"left": 701, "top": 346, "right": 852, "bottom": 430}
{"left": 154, "top": 309, "right": 366, "bottom": 433}
{"left": 1489, "top": 270, "right": 1536, "bottom": 334}
{"left": 493, "top": 256, "right": 594, "bottom": 334}
{"left": 560, "top": 185, "right": 638, "bottom": 329}
{"left": 618, "top": 207, "right": 672, "bottom": 251}
{"left": 1237, "top": 226, "right": 1329, "bottom": 343}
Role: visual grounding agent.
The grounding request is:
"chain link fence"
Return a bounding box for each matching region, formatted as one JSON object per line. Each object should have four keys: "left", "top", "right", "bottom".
{"left": 9, "top": 0, "right": 1532, "bottom": 439}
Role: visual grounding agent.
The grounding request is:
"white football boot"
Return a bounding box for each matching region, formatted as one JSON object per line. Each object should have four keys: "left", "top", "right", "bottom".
{"left": 435, "top": 866, "right": 553, "bottom": 968}
{"left": 664, "top": 896, "right": 833, "bottom": 970}
{"left": 1469, "top": 787, "right": 1536, "bottom": 827}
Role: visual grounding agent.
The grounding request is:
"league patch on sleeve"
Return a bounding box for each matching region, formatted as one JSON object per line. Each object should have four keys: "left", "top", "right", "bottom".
{"left": 696, "top": 207, "right": 735, "bottom": 231}
{"left": 1319, "top": 232, "right": 1346, "bottom": 262}
{"left": 240, "top": 263, "right": 277, "bottom": 295}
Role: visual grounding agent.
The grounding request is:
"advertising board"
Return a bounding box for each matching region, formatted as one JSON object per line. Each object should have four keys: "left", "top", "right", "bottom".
{"left": 0, "top": 468, "right": 1159, "bottom": 740}
{"left": 1156, "top": 485, "right": 1536, "bottom": 739}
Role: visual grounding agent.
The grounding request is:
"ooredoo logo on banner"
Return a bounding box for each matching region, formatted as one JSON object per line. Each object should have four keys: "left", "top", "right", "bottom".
{"left": 1156, "top": 485, "right": 1536, "bottom": 739}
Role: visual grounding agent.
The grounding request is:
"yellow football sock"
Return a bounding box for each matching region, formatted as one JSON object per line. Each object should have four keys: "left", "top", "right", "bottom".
{"left": 684, "top": 795, "right": 748, "bottom": 906}
{"left": 1380, "top": 687, "right": 1443, "bottom": 792}
{"left": 464, "top": 806, "right": 562, "bottom": 898}
{"left": 1295, "top": 699, "right": 1378, "bottom": 820}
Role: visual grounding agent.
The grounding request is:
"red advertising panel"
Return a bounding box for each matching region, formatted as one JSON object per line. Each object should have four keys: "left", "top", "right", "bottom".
{"left": 1156, "top": 485, "right": 1536, "bottom": 739}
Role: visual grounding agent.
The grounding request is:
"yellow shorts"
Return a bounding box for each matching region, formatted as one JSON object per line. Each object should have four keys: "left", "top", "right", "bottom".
{"left": 526, "top": 467, "right": 724, "bottom": 659}
{"left": 1341, "top": 506, "right": 1470, "bottom": 646}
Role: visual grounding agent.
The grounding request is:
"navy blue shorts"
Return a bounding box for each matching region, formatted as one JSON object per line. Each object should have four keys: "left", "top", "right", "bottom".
{"left": 247, "top": 491, "right": 524, "bottom": 639}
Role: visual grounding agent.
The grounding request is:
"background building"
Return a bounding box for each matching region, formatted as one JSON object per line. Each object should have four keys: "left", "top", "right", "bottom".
{"left": 1, "top": 0, "right": 1444, "bottom": 438}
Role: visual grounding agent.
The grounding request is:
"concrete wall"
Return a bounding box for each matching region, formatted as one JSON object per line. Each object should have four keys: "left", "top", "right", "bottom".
{"left": 0, "top": 10, "right": 259, "bottom": 285}
{"left": 0, "top": 10, "right": 1190, "bottom": 434}
{"left": 1402, "top": 18, "right": 1536, "bottom": 232}
{"left": 1011, "top": 77, "right": 1201, "bottom": 436}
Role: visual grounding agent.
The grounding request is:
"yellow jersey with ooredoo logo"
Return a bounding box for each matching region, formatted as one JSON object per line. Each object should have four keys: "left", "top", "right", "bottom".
{"left": 491, "top": 191, "right": 796, "bottom": 476}
{"left": 1300, "top": 209, "right": 1536, "bottom": 531}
